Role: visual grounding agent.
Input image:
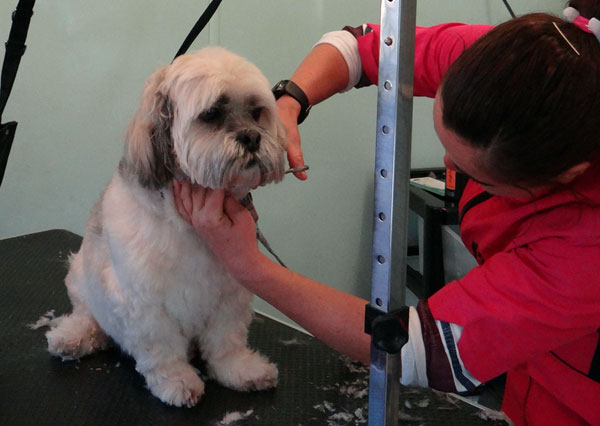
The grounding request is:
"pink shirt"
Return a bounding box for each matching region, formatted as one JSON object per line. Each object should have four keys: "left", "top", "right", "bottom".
{"left": 356, "top": 23, "right": 600, "bottom": 425}
{"left": 357, "top": 22, "right": 491, "bottom": 96}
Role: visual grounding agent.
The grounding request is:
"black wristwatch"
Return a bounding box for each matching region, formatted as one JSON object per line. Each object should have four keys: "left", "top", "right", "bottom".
{"left": 272, "top": 80, "right": 312, "bottom": 124}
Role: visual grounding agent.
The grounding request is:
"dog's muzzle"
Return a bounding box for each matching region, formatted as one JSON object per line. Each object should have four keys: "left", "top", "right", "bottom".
{"left": 236, "top": 130, "right": 261, "bottom": 153}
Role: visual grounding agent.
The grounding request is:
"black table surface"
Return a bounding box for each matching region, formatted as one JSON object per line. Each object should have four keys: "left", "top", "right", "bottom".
{"left": 0, "top": 229, "right": 509, "bottom": 426}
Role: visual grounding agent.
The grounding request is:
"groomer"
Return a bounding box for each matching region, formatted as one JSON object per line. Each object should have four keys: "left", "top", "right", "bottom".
{"left": 174, "top": 2, "right": 600, "bottom": 424}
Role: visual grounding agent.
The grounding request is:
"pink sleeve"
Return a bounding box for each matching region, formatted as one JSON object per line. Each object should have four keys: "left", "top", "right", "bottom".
{"left": 357, "top": 23, "right": 493, "bottom": 97}
{"left": 428, "top": 238, "right": 600, "bottom": 382}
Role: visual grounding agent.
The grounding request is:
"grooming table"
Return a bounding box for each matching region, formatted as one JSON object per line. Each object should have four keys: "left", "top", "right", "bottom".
{"left": 1, "top": 229, "right": 509, "bottom": 425}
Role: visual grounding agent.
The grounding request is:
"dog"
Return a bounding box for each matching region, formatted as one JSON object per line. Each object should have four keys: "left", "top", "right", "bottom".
{"left": 43, "top": 47, "right": 286, "bottom": 407}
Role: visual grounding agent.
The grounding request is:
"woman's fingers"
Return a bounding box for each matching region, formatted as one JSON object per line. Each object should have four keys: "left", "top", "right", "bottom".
{"left": 173, "top": 181, "right": 222, "bottom": 228}
{"left": 277, "top": 97, "right": 308, "bottom": 181}
{"left": 223, "top": 193, "right": 244, "bottom": 216}
{"left": 181, "top": 181, "right": 195, "bottom": 218}
{"left": 172, "top": 181, "right": 260, "bottom": 280}
{"left": 285, "top": 126, "right": 308, "bottom": 181}
{"left": 288, "top": 148, "right": 307, "bottom": 180}
{"left": 174, "top": 181, "right": 253, "bottom": 233}
{"left": 190, "top": 184, "right": 208, "bottom": 212}
{"left": 173, "top": 180, "right": 191, "bottom": 223}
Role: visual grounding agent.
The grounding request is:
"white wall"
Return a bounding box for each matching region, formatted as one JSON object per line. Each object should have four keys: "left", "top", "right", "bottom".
{"left": 0, "top": 1, "right": 566, "bottom": 325}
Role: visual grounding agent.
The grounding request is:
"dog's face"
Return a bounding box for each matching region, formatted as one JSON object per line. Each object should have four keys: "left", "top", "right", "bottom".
{"left": 121, "top": 47, "right": 287, "bottom": 199}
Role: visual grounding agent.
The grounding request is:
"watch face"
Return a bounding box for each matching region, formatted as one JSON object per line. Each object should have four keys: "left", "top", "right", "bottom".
{"left": 273, "top": 80, "right": 288, "bottom": 98}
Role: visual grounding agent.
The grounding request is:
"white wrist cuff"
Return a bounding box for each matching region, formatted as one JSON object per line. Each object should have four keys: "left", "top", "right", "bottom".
{"left": 400, "top": 306, "right": 429, "bottom": 387}
{"left": 314, "top": 30, "right": 362, "bottom": 92}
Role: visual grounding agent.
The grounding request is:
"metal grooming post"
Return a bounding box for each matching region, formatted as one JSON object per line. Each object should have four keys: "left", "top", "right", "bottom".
{"left": 367, "top": 0, "right": 417, "bottom": 425}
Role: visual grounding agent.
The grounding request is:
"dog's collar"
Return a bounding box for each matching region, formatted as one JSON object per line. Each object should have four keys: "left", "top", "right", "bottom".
{"left": 239, "top": 193, "right": 258, "bottom": 221}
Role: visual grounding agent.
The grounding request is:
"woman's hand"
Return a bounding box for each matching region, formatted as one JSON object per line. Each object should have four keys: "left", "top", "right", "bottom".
{"left": 173, "top": 182, "right": 371, "bottom": 364}
{"left": 275, "top": 43, "right": 353, "bottom": 181}
{"left": 277, "top": 96, "right": 308, "bottom": 181}
{"left": 172, "top": 180, "right": 263, "bottom": 281}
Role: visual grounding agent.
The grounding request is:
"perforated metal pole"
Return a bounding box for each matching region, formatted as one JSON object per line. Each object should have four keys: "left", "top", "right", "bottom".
{"left": 367, "top": 0, "right": 417, "bottom": 425}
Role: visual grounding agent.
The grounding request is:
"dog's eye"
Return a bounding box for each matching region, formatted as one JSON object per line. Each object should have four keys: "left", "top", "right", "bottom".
{"left": 251, "top": 107, "right": 263, "bottom": 122}
{"left": 200, "top": 107, "right": 221, "bottom": 123}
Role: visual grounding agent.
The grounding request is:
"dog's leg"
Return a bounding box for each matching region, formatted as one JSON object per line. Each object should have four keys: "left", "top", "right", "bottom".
{"left": 131, "top": 338, "right": 205, "bottom": 407}
{"left": 46, "top": 254, "right": 109, "bottom": 360}
{"left": 201, "top": 315, "right": 278, "bottom": 392}
{"left": 46, "top": 309, "right": 109, "bottom": 360}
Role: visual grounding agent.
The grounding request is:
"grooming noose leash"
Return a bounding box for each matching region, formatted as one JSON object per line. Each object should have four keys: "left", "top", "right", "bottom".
{"left": 240, "top": 165, "right": 309, "bottom": 268}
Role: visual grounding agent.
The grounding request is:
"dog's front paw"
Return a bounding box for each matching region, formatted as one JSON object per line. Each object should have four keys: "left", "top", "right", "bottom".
{"left": 144, "top": 363, "right": 205, "bottom": 407}
{"left": 45, "top": 314, "right": 109, "bottom": 360}
{"left": 209, "top": 349, "right": 278, "bottom": 392}
{"left": 242, "top": 359, "right": 278, "bottom": 391}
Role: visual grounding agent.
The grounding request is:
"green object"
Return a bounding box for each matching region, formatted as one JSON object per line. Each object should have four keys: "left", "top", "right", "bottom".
{"left": 410, "top": 177, "right": 445, "bottom": 196}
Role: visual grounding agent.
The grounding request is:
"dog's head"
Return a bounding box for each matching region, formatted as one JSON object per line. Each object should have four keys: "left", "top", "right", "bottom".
{"left": 121, "top": 47, "right": 287, "bottom": 199}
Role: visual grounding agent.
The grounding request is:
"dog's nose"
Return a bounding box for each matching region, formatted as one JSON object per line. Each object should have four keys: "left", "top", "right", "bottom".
{"left": 236, "top": 130, "right": 261, "bottom": 153}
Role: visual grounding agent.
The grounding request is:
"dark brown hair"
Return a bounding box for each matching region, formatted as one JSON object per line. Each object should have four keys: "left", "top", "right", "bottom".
{"left": 440, "top": 6, "right": 600, "bottom": 187}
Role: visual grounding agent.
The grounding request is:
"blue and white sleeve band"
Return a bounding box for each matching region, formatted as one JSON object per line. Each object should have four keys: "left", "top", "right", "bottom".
{"left": 313, "top": 30, "right": 362, "bottom": 92}
{"left": 399, "top": 306, "right": 482, "bottom": 394}
{"left": 437, "top": 321, "right": 482, "bottom": 394}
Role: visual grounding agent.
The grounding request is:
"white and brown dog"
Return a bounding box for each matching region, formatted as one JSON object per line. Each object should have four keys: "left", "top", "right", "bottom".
{"left": 43, "top": 47, "right": 286, "bottom": 407}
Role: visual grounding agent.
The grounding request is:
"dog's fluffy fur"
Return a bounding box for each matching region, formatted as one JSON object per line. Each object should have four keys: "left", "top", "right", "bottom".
{"left": 44, "top": 47, "right": 286, "bottom": 407}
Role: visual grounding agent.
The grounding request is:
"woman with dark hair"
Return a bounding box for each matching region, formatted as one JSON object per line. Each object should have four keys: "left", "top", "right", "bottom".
{"left": 174, "top": 2, "right": 600, "bottom": 424}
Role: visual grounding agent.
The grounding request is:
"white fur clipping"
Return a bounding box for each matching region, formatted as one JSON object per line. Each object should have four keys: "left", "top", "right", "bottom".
{"left": 218, "top": 409, "right": 254, "bottom": 425}
{"left": 28, "top": 310, "right": 59, "bottom": 329}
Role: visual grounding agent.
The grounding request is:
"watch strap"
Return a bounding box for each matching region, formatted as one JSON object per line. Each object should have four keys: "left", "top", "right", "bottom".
{"left": 272, "top": 80, "right": 311, "bottom": 124}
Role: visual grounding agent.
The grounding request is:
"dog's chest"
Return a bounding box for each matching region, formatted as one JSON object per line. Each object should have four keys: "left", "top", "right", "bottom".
{"left": 102, "top": 179, "right": 251, "bottom": 331}
{"left": 154, "top": 227, "right": 251, "bottom": 328}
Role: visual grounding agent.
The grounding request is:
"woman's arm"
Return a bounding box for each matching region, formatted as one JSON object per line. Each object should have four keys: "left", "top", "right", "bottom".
{"left": 277, "top": 43, "right": 351, "bottom": 180}
{"left": 172, "top": 181, "right": 371, "bottom": 364}
{"left": 279, "top": 23, "right": 493, "bottom": 179}
{"left": 242, "top": 254, "right": 371, "bottom": 364}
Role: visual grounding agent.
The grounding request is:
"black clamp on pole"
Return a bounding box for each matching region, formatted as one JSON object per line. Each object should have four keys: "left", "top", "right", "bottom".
{"left": 365, "top": 303, "right": 410, "bottom": 355}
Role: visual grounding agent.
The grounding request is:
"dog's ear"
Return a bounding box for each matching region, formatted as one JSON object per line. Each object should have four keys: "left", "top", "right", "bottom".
{"left": 121, "top": 65, "right": 178, "bottom": 190}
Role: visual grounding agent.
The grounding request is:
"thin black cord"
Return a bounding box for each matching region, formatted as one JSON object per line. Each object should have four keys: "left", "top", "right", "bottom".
{"left": 173, "top": 0, "right": 222, "bottom": 62}
{"left": 502, "top": 0, "right": 516, "bottom": 18}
